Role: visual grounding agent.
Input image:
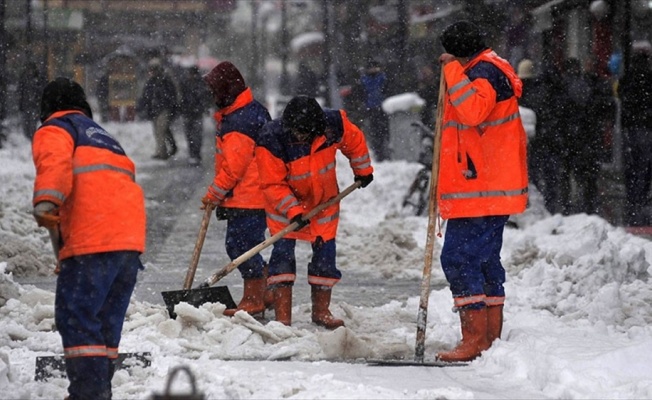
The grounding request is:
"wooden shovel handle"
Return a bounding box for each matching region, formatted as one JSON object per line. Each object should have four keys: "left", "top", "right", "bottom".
{"left": 415, "top": 68, "right": 446, "bottom": 362}
{"left": 199, "top": 181, "right": 362, "bottom": 288}
{"left": 183, "top": 204, "right": 215, "bottom": 290}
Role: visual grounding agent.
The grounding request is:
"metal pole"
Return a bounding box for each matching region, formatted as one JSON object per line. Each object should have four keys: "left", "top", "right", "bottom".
{"left": 280, "top": 1, "right": 289, "bottom": 96}
{"left": 321, "top": 0, "right": 331, "bottom": 106}
{"left": 0, "top": 0, "right": 7, "bottom": 147}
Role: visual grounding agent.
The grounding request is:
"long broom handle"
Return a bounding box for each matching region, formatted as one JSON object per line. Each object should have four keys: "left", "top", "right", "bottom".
{"left": 415, "top": 68, "right": 446, "bottom": 363}
{"left": 199, "top": 181, "right": 362, "bottom": 288}
{"left": 183, "top": 204, "right": 215, "bottom": 290}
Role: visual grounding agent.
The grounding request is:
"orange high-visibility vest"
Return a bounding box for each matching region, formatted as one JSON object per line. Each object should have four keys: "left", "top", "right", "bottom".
{"left": 32, "top": 110, "right": 146, "bottom": 259}
{"left": 207, "top": 88, "right": 271, "bottom": 209}
{"left": 256, "top": 110, "right": 373, "bottom": 242}
{"left": 438, "top": 49, "right": 528, "bottom": 219}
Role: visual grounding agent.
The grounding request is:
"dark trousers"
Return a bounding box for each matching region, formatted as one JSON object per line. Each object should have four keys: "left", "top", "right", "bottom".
{"left": 440, "top": 216, "right": 509, "bottom": 308}
{"left": 225, "top": 213, "right": 267, "bottom": 279}
{"left": 183, "top": 114, "right": 204, "bottom": 159}
{"left": 365, "top": 107, "right": 390, "bottom": 161}
{"left": 56, "top": 251, "right": 142, "bottom": 400}
{"left": 268, "top": 238, "right": 341, "bottom": 286}
{"left": 624, "top": 127, "right": 652, "bottom": 226}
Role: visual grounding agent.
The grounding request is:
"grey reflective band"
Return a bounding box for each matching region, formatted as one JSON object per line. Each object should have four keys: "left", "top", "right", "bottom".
{"left": 443, "top": 121, "right": 472, "bottom": 130}
{"left": 33, "top": 189, "right": 65, "bottom": 202}
{"left": 276, "top": 194, "right": 299, "bottom": 214}
{"left": 209, "top": 183, "right": 229, "bottom": 197}
{"left": 478, "top": 111, "right": 520, "bottom": 129}
{"left": 451, "top": 87, "right": 477, "bottom": 107}
{"left": 73, "top": 164, "right": 135, "bottom": 181}
{"left": 317, "top": 212, "right": 339, "bottom": 225}
{"left": 318, "top": 162, "right": 335, "bottom": 175}
{"left": 448, "top": 78, "right": 471, "bottom": 96}
{"left": 288, "top": 172, "right": 311, "bottom": 181}
{"left": 440, "top": 186, "right": 528, "bottom": 200}
{"left": 266, "top": 212, "right": 289, "bottom": 224}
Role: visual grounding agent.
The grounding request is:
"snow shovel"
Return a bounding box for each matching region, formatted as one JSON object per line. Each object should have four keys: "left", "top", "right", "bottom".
{"left": 162, "top": 181, "right": 362, "bottom": 318}
{"left": 366, "top": 69, "right": 449, "bottom": 367}
{"left": 161, "top": 204, "right": 237, "bottom": 319}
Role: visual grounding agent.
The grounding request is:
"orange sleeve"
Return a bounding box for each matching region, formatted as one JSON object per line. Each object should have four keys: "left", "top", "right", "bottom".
{"left": 255, "top": 146, "right": 303, "bottom": 220}
{"left": 338, "top": 110, "right": 374, "bottom": 177}
{"left": 443, "top": 61, "right": 496, "bottom": 127}
{"left": 32, "top": 125, "right": 75, "bottom": 207}
{"left": 207, "top": 131, "right": 256, "bottom": 202}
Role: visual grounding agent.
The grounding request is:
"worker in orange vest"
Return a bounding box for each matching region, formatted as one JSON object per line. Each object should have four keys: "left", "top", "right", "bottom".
{"left": 435, "top": 21, "right": 529, "bottom": 362}
{"left": 255, "top": 96, "right": 374, "bottom": 329}
{"left": 32, "top": 78, "right": 146, "bottom": 399}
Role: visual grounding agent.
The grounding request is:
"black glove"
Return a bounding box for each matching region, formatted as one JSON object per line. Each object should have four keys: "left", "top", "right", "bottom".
{"left": 355, "top": 174, "right": 374, "bottom": 188}
{"left": 291, "top": 214, "right": 310, "bottom": 229}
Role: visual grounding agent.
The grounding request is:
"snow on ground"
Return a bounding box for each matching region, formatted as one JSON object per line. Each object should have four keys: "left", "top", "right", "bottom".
{"left": 1, "top": 120, "right": 652, "bottom": 399}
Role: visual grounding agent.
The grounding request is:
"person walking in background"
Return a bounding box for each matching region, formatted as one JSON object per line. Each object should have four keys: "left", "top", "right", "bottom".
{"left": 137, "top": 58, "right": 179, "bottom": 160}
{"left": 201, "top": 61, "right": 273, "bottom": 316}
{"left": 416, "top": 63, "right": 440, "bottom": 130}
{"left": 517, "top": 58, "right": 547, "bottom": 196}
{"left": 179, "top": 66, "right": 212, "bottom": 166}
{"left": 619, "top": 49, "right": 652, "bottom": 226}
{"left": 360, "top": 60, "right": 391, "bottom": 161}
{"left": 255, "top": 96, "right": 374, "bottom": 329}
{"left": 557, "top": 58, "right": 596, "bottom": 215}
{"left": 32, "top": 78, "right": 146, "bottom": 399}
{"left": 18, "top": 60, "right": 47, "bottom": 140}
{"left": 435, "top": 21, "right": 528, "bottom": 362}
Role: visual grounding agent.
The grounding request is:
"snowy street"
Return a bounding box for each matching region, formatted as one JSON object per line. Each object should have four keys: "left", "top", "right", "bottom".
{"left": 2, "top": 120, "right": 652, "bottom": 398}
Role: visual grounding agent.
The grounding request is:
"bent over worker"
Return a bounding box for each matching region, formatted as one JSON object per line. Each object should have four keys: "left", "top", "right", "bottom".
{"left": 201, "top": 61, "right": 273, "bottom": 316}
{"left": 32, "top": 78, "right": 146, "bottom": 399}
{"left": 255, "top": 96, "right": 374, "bottom": 329}
{"left": 435, "top": 21, "right": 528, "bottom": 362}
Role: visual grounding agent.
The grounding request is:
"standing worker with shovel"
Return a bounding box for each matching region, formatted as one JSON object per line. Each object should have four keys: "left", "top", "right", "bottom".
{"left": 256, "top": 96, "right": 374, "bottom": 329}
{"left": 434, "top": 21, "right": 528, "bottom": 362}
{"left": 201, "top": 61, "right": 273, "bottom": 317}
{"left": 31, "top": 78, "right": 146, "bottom": 399}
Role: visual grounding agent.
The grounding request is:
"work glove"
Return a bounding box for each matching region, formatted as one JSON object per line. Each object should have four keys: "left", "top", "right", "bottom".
{"left": 33, "top": 201, "right": 60, "bottom": 229}
{"left": 355, "top": 174, "right": 374, "bottom": 188}
{"left": 291, "top": 214, "right": 310, "bottom": 230}
{"left": 200, "top": 194, "right": 220, "bottom": 210}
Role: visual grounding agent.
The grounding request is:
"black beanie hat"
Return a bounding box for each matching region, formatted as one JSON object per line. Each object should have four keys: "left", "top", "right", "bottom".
{"left": 440, "top": 20, "right": 486, "bottom": 58}
{"left": 40, "top": 77, "right": 93, "bottom": 122}
{"left": 282, "top": 96, "right": 326, "bottom": 138}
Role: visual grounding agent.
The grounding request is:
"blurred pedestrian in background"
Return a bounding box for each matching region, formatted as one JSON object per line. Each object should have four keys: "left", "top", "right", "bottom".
{"left": 18, "top": 60, "right": 46, "bottom": 140}
{"left": 137, "top": 58, "right": 179, "bottom": 160}
{"left": 619, "top": 49, "right": 652, "bottom": 226}
{"left": 360, "top": 60, "right": 390, "bottom": 161}
{"left": 179, "top": 66, "right": 212, "bottom": 166}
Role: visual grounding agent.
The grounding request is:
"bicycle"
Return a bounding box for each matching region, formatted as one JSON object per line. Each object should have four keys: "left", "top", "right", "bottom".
{"left": 402, "top": 120, "right": 435, "bottom": 216}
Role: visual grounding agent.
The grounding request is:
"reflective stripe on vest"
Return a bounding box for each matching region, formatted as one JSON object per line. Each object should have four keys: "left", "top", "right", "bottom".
{"left": 73, "top": 163, "right": 135, "bottom": 181}
{"left": 440, "top": 187, "right": 528, "bottom": 201}
{"left": 33, "top": 189, "right": 66, "bottom": 203}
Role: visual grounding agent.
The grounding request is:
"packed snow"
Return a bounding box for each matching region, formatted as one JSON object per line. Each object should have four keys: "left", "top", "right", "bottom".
{"left": 1, "top": 118, "right": 652, "bottom": 399}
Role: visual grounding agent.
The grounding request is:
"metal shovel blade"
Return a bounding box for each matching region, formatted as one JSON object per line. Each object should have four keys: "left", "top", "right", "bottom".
{"left": 161, "top": 286, "right": 237, "bottom": 319}
{"left": 35, "top": 352, "right": 151, "bottom": 381}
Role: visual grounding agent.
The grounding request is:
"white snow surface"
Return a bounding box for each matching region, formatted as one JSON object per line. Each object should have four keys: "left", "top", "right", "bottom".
{"left": 1, "top": 121, "right": 652, "bottom": 399}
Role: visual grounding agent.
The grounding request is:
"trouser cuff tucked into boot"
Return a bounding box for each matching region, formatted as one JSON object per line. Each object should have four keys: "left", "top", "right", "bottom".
{"left": 224, "top": 277, "right": 266, "bottom": 317}
{"left": 437, "top": 307, "right": 490, "bottom": 362}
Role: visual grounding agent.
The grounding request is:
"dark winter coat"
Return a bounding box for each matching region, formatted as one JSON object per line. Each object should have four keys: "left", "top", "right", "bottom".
{"left": 137, "top": 72, "right": 178, "bottom": 120}
{"left": 180, "top": 70, "right": 212, "bottom": 118}
{"left": 619, "top": 55, "right": 652, "bottom": 130}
